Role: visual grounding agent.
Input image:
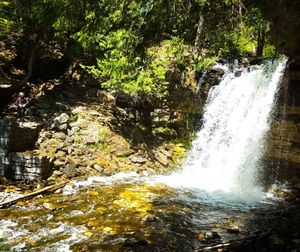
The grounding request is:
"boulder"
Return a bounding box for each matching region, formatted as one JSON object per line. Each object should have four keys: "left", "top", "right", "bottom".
{"left": 54, "top": 113, "right": 69, "bottom": 124}
{"left": 97, "top": 90, "right": 116, "bottom": 104}
{"left": 154, "top": 151, "right": 169, "bottom": 166}
{"left": 130, "top": 155, "right": 147, "bottom": 164}
{"left": 51, "top": 113, "right": 70, "bottom": 131}
{"left": 72, "top": 106, "right": 86, "bottom": 115}
{"left": 63, "top": 163, "right": 76, "bottom": 178}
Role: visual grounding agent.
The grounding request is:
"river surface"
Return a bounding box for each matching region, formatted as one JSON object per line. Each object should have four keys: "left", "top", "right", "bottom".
{"left": 0, "top": 176, "right": 286, "bottom": 252}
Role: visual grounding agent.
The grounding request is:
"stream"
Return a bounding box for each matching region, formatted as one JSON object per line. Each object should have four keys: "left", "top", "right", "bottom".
{"left": 0, "top": 176, "right": 286, "bottom": 251}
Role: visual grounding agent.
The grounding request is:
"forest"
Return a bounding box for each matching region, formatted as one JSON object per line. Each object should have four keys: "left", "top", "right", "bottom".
{"left": 0, "top": 0, "right": 291, "bottom": 98}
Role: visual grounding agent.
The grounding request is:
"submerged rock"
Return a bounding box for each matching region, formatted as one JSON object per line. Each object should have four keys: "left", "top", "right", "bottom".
{"left": 124, "top": 237, "right": 148, "bottom": 247}
{"left": 226, "top": 226, "right": 240, "bottom": 234}
{"left": 142, "top": 215, "right": 158, "bottom": 223}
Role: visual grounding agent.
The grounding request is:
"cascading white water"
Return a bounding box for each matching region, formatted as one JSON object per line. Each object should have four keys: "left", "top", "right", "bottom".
{"left": 157, "top": 58, "right": 287, "bottom": 202}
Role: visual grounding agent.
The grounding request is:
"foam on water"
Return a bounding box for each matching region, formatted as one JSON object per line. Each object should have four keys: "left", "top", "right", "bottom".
{"left": 156, "top": 58, "right": 287, "bottom": 203}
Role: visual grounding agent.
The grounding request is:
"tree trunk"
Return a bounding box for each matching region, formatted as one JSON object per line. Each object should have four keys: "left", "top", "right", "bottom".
{"left": 11, "top": 47, "right": 36, "bottom": 91}
{"left": 194, "top": 12, "right": 204, "bottom": 58}
{"left": 256, "top": 28, "right": 266, "bottom": 57}
{"left": 0, "top": 182, "right": 68, "bottom": 209}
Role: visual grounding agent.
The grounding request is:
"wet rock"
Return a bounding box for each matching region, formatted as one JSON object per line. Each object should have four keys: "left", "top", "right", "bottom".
{"left": 211, "top": 64, "right": 225, "bottom": 76}
{"left": 43, "top": 202, "right": 58, "bottom": 210}
{"left": 124, "top": 237, "right": 148, "bottom": 247}
{"left": 235, "top": 70, "right": 242, "bottom": 77}
{"left": 226, "top": 226, "right": 240, "bottom": 234}
{"left": 197, "top": 231, "right": 220, "bottom": 241}
{"left": 142, "top": 215, "right": 157, "bottom": 223}
{"left": 250, "top": 57, "right": 263, "bottom": 65}
{"left": 206, "top": 231, "right": 220, "bottom": 240}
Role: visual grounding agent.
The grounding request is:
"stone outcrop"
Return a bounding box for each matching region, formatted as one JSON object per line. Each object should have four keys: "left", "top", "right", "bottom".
{"left": 0, "top": 117, "right": 52, "bottom": 180}
{"left": 36, "top": 105, "right": 183, "bottom": 180}
{"left": 3, "top": 152, "right": 52, "bottom": 180}
{"left": 264, "top": 59, "right": 300, "bottom": 183}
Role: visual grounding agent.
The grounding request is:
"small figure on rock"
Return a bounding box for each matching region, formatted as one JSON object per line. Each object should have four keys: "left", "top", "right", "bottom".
{"left": 15, "top": 92, "right": 29, "bottom": 122}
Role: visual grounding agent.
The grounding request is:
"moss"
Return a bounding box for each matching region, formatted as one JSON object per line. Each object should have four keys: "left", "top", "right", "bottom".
{"left": 98, "top": 126, "right": 111, "bottom": 142}
{"left": 117, "top": 156, "right": 129, "bottom": 162}
{"left": 99, "top": 142, "right": 110, "bottom": 154}
{"left": 153, "top": 127, "right": 177, "bottom": 140}
{"left": 171, "top": 143, "right": 187, "bottom": 165}
{"left": 69, "top": 114, "right": 79, "bottom": 123}
{"left": 95, "top": 156, "right": 110, "bottom": 167}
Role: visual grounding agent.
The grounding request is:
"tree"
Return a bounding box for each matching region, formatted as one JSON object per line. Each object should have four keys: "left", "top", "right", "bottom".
{"left": 2, "top": 0, "right": 71, "bottom": 88}
{"left": 253, "top": 0, "right": 300, "bottom": 57}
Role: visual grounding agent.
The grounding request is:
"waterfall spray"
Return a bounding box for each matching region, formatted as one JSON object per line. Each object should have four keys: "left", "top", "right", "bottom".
{"left": 158, "top": 58, "right": 287, "bottom": 202}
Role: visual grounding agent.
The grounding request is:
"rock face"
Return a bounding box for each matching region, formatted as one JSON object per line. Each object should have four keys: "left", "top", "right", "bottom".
{"left": 0, "top": 117, "right": 51, "bottom": 180}
{"left": 4, "top": 152, "right": 52, "bottom": 180}
{"left": 264, "top": 59, "right": 300, "bottom": 183}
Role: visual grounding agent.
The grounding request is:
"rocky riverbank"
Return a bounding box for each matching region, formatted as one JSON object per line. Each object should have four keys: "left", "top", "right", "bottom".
{"left": 1, "top": 77, "right": 203, "bottom": 187}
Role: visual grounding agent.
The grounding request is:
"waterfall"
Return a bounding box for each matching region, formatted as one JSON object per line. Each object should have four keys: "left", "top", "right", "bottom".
{"left": 158, "top": 58, "right": 287, "bottom": 202}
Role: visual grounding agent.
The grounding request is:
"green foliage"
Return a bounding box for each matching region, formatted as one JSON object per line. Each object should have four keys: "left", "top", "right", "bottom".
{"left": 0, "top": 17, "right": 12, "bottom": 37}
{"left": 0, "top": 0, "right": 277, "bottom": 99}
{"left": 263, "top": 44, "right": 276, "bottom": 58}
{"left": 0, "top": 1, "right": 12, "bottom": 37}
{"left": 153, "top": 126, "right": 178, "bottom": 139}
{"left": 83, "top": 34, "right": 193, "bottom": 98}
{"left": 209, "top": 7, "right": 275, "bottom": 58}
{"left": 195, "top": 52, "right": 218, "bottom": 72}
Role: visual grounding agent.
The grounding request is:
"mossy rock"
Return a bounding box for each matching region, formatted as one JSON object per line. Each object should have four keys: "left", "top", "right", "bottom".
{"left": 153, "top": 126, "right": 177, "bottom": 140}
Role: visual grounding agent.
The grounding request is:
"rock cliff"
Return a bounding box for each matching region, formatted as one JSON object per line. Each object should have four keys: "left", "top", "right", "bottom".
{"left": 264, "top": 59, "right": 300, "bottom": 184}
